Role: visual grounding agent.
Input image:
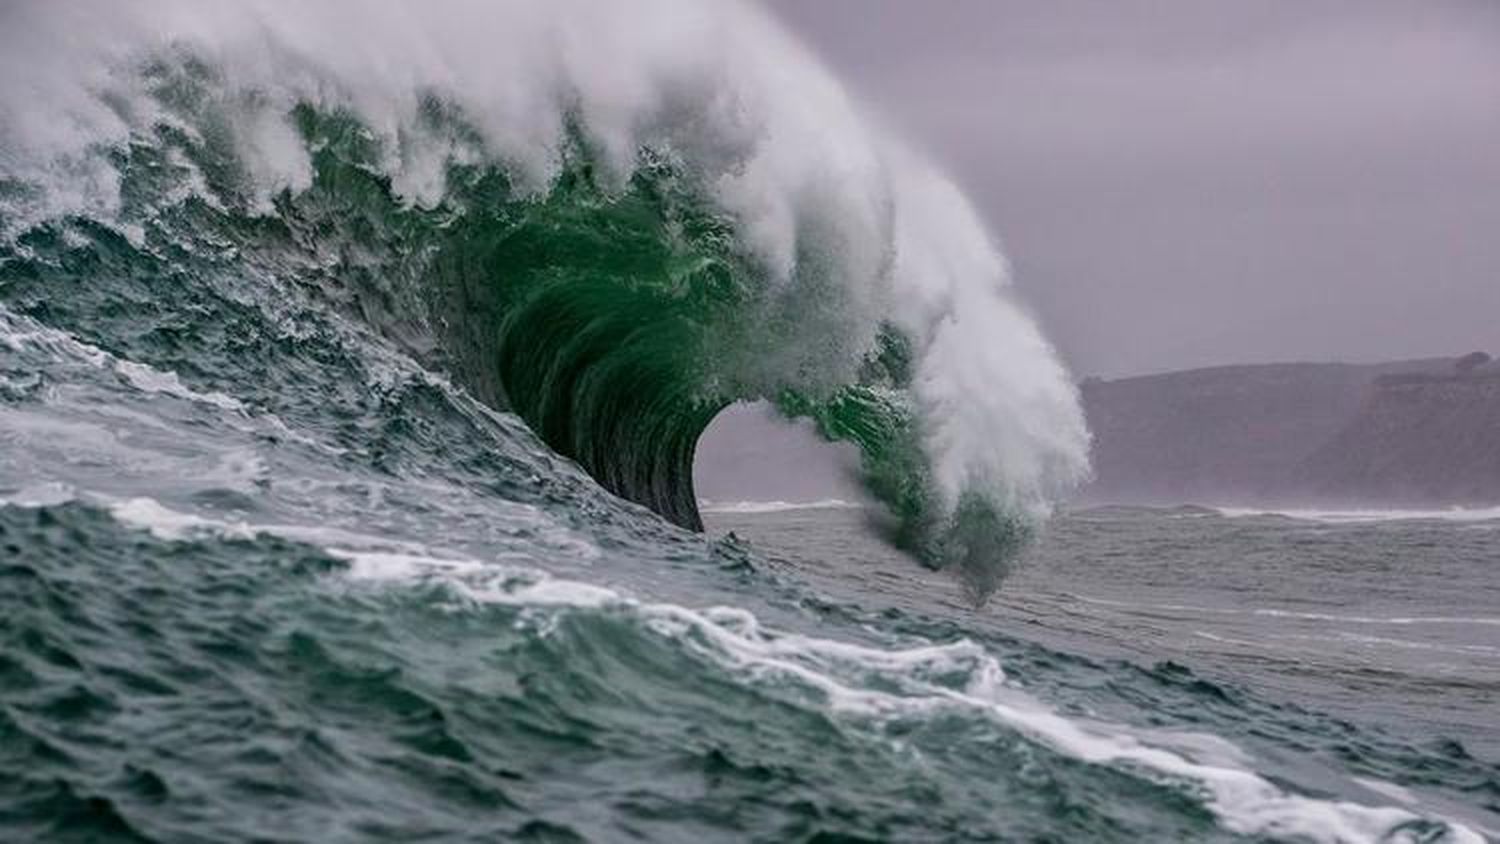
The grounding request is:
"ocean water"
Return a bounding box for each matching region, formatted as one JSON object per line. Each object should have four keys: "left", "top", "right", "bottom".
{"left": 1, "top": 2, "right": 1495, "bottom": 841}
{"left": 709, "top": 504, "right": 1500, "bottom": 772}
{"left": 1, "top": 342, "right": 1495, "bottom": 844}
{"left": 3, "top": 382, "right": 1497, "bottom": 842}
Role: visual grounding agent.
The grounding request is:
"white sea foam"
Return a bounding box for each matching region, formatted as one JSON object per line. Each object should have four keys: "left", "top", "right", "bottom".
{"left": 1300, "top": 631, "right": 1499, "bottom": 656}
{"left": 1, "top": 306, "right": 244, "bottom": 412}
{"left": 1251, "top": 609, "right": 1500, "bottom": 628}
{"left": 0, "top": 0, "right": 1090, "bottom": 527}
{"left": 0, "top": 481, "right": 79, "bottom": 509}
{"left": 1077, "top": 595, "right": 1500, "bottom": 629}
{"left": 1352, "top": 776, "right": 1418, "bottom": 806}
{"left": 13, "top": 489, "right": 600, "bottom": 578}
{"left": 21, "top": 487, "right": 1473, "bottom": 843}
{"left": 338, "top": 554, "right": 1483, "bottom": 844}
{"left": 107, "top": 497, "right": 256, "bottom": 542}
{"left": 111, "top": 360, "right": 243, "bottom": 411}
{"left": 336, "top": 549, "right": 619, "bottom": 608}
{"left": 4, "top": 482, "right": 1479, "bottom": 843}
{"left": 1214, "top": 505, "right": 1500, "bottom": 524}
{"left": 698, "top": 498, "right": 864, "bottom": 514}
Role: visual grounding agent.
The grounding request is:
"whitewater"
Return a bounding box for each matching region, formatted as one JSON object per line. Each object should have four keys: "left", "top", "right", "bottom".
{"left": 0, "top": 1, "right": 1492, "bottom": 841}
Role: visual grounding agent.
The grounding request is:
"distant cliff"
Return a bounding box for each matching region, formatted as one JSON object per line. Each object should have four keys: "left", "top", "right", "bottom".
{"left": 1300, "top": 366, "right": 1500, "bottom": 503}
{"left": 1079, "top": 354, "right": 1500, "bottom": 506}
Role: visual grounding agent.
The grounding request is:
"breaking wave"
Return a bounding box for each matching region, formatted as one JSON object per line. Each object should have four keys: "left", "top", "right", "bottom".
{"left": 0, "top": 0, "right": 1088, "bottom": 595}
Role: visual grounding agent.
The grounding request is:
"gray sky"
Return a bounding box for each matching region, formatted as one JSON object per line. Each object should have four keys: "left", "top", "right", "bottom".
{"left": 764, "top": 0, "right": 1500, "bottom": 377}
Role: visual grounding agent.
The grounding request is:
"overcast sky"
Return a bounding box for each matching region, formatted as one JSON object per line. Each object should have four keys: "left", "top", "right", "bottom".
{"left": 764, "top": 0, "right": 1500, "bottom": 377}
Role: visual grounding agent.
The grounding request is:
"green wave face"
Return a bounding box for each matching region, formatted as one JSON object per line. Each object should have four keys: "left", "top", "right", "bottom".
{"left": 429, "top": 146, "right": 745, "bottom": 532}
{"left": 274, "top": 105, "right": 1022, "bottom": 589}
{"left": 428, "top": 144, "right": 957, "bottom": 555}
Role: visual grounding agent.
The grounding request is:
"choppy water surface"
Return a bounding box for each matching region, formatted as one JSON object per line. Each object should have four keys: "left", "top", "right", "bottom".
{"left": 707, "top": 503, "right": 1500, "bottom": 760}
{"left": 2, "top": 306, "right": 1496, "bottom": 840}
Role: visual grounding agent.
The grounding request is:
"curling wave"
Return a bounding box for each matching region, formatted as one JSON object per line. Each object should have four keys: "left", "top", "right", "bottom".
{"left": 0, "top": 0, "right": 1089, "bottom": 595}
